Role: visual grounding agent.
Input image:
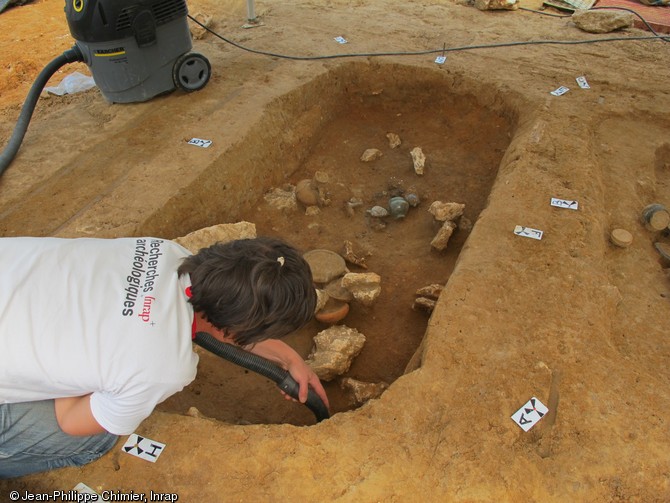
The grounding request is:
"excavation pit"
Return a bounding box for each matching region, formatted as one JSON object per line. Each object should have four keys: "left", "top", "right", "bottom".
{"left": 157, "top": 62, "right": 516, "bottom": 425}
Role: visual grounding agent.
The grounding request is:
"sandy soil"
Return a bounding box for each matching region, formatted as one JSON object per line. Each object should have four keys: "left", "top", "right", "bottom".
{"left": 1, "top": 0, "right": 670, "bottom": 501}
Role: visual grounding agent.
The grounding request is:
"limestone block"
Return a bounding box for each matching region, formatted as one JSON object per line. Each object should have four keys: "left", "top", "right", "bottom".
{"left": 410, "top": 147, "right": 426, "bottom": 175}
{"left": 306, "top": 325, "right": 366, "bottom": 381}
{"left": 340, "top": 377, "right": 389, "bottom": 404}
{"left": 341, "top": 272, "right": 382, "bottom": 306}
{"left": 360, "top": 148, "right": 383, "bottom": 162}
{"left": 386, "top": 132, "right": 401, "bottom": 149}
{"left": 264, "top": 187, "right": 298, "bottom": 211}
{"left": 572, "top": 9, "right": 633, "bottom": 33}
{"left": 189, "top": 12, "right": 213, "bottom": 40}
{"left": 428, "top": 201, "right": 465, "bottom": 222}
{"left": 173, "top": 221, "right": 257, "bottom": 253}
{"left": 431, "top": 221, "right": 457, "bottom": 251}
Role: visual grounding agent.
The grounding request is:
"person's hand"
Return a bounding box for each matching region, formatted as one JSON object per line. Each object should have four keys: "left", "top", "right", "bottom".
{"left": 284, "top": 357, "right": 330, "bottom": 411}
{"left": 244, "top": 339, "right": 330, "bottom": 411}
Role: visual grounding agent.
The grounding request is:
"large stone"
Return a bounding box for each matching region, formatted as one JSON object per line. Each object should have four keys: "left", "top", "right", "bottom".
{"left": 340, "top": 377, "right": 389, "bottom": 404}
{"left": 572, "top": 9, "right": 634, "bottom": 33}
{"left": 173, "top": 222, "right": 257, "bottom": 253}
{"left": 431, "top": 221, "right": 457, "bottom": 251}
{"left": 341, "top": 272, "right": 382, "bottom": 306}
{"left": 264, "top": 187, "right": 298, "bottom": 211}
{"left": 428, "top": 201, "right": 465, "bottom": 222}
{"left": 306, "top": 325, "right": 366, "bottom": 381}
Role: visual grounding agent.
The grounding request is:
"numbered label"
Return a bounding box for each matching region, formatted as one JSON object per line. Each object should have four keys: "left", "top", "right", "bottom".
{"left": 187, "top": 138, "right": 212, "bottom": 148}
{"left": 514, "top": 225, "right": 544, "bottom": 240}
{"left": 550, "top": 198, "right": 579, "bottom": 210}
{"left": 550, "top": 86, "right": 569, "bottom": 96}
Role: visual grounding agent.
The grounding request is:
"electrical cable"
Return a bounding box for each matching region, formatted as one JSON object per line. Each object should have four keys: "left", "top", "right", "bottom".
{"left": 187, "top": 6, "right": 668, "bottom": 63}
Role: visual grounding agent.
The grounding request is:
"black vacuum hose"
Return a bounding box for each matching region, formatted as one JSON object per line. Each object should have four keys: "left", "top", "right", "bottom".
{"left": 0, "top": 45, "right": 83, "bottom": 177}
{"left": 193, "top": 331, "right": 330, "bottom": 423}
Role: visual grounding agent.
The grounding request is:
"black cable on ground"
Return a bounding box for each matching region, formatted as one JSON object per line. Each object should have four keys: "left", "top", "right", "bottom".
{"left": 187, "top": 8, "right": 668, "bottom": 64}
{"left": 0, "top": 45, "right": 83, "bottom": 177}
{"left": 193, "top": 331, "right": 330, "bottom": 423}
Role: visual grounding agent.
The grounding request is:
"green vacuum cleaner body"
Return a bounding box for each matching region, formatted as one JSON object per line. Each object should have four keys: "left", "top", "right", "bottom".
{"left": 64, "top": 0, "right": 210, "bottom": 103}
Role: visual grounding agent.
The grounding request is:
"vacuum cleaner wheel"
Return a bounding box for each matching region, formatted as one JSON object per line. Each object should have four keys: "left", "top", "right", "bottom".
{"left": 172, "top": 52, "right": 211, "bottom": 92}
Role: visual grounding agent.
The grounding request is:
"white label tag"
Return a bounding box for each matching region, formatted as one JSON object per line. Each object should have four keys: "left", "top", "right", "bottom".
{"left": 550, "top": 86, "right": 570, "bottom": 96}
{"left": 511, "top": 397, "right": 549, "bottom": 432}
{"left": 550, "top": 197, "right": 579, "bottom": 210}
{"left": 334, "top": 36, "right": 348, "bottom": 44}
{"left": 435, "top": 55, "right": 447, "bottom": 65}
{"left": 187, "top": 138, "right": 212, "bottom": 148}
{"left": 122, "top": 433, "right": 166, "bottom": 463}
{"left": 514, "top": 225, "right": 543, "bottom": 240}
{"left": 576, "top": 76, "right": 590, "bottom": 89}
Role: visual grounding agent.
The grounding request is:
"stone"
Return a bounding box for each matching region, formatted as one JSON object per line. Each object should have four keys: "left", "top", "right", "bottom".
{"left": 367, "top": 206, "right": 389, "bottom": 218}
{"left": 189, "top": 12, "right": 213, "bottom": 40}
{"left": 340, "top": 377, "right": 389, "bottom": 404}
{"left": 360, "top": 148, "right": 383, "bottom": 162}
{"left": 173, "top": 221, "right": 257, "bottom": 253}
{"left": 341, "top": 272, "right": 382, "bottom": 306}
{"left": 295, "top": 179, "right": 320, "bottom": 207}
{"left": 314, "top": 289, "right": 329, "bottom": 313}
{"left": 306, "top": 325, "right": 366, "bottom": 381}
{"left": 572, "top": 9, "right": 634, "bottom": 34}
{"left": 413, "top": 297, "right": 437, "bottom": 313}
{"left": 429, "top": 201, "right": 465, "bottom": 222}
{"left": 475, "top": 0, "right": 518, "bottom": 10}
{"left": 386, "top": 132, "right": 401, "bottom": 149}
{"left": 431, "top": 221, "right": 457, "bottom": 251}
{"left": 342, "top": 240, "right": 369, "bottom": 269}
{"left": 410, "top": 147, "right": 426, "bottom": 175}
{"left": 264, "top": 187, "right": 298, "bottom": 211}
{"left": 416, "top": 284, "right": 444, "bottom": 299}
{"left": 304, "top": 249, "right": 348, "bottom": 284}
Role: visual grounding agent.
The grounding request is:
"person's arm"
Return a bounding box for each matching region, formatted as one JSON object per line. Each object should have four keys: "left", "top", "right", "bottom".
{"left": 245, "top": 339, "right": 330, "bottom": 410}
{"left": 54, "top": 394, "right": 107, "bottom": 436}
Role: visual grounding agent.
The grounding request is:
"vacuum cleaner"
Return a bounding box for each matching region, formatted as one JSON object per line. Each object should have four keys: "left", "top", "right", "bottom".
{"left": 65, "top": 0, "right": 211, "bottom": 103}
{"left": 0, "top": 0, "right": 211, "bottom": 175}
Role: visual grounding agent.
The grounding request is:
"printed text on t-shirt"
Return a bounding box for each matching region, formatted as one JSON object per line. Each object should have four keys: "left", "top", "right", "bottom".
{"left": 121, "top": 238, "right": 164, "bottom": 319}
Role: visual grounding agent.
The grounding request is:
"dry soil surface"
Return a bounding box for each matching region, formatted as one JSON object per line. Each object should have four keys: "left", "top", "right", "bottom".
{"left": 1, "top": 0, "right": 670, "bottom": 501}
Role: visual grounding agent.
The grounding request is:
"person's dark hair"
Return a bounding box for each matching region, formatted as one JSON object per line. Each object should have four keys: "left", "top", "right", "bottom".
{"left": 178, "top": 237, "right": 316, "bottom": 346}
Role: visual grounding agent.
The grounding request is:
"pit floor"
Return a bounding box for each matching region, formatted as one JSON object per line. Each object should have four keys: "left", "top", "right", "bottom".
{"left": 1, "top": 0, "right": 670, "bottom": 501}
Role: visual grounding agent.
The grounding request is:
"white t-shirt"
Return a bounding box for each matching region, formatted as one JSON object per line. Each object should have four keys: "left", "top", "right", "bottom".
{"left": 0, "top": 237, "right": 199, "bottom": 435}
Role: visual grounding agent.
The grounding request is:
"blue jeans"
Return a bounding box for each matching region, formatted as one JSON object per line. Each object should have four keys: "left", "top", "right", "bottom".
{"left": 0, "top": 400, "right": 118, "bottom": 479}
